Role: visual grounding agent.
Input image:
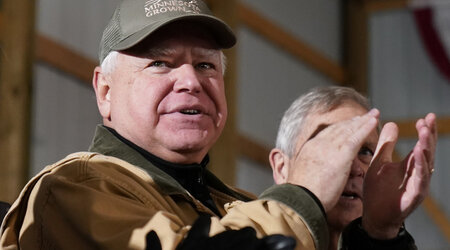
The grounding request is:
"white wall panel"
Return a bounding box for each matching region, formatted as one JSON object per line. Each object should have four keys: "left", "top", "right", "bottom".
{"left": 240, "top": 0, "right": 342, "bottom": 62}
{"left": 237, "top": 158, "right": 274, "bottom": 195}
{"left": 370, "top": 10, "right": 450, "bottom": 120}
{"left": 371, "top": 9, "right": 450, "bottom": 250}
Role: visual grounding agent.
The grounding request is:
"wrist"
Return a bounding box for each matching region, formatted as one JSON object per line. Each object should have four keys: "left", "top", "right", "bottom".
{"left": 361, "top": 216, "right": 402, "bottom": 240}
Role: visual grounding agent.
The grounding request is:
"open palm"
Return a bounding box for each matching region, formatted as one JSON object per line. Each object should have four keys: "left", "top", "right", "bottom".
{"left": 362, "top": 113, "right": 436, "bottom": 239}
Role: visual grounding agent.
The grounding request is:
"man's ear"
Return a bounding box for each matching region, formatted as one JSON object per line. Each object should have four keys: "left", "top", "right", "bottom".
{"left": 92, "top": 66, "right": 111, "bottom": 121}
{"left": 269, "top": 148, "right": 290, "bottom": 184}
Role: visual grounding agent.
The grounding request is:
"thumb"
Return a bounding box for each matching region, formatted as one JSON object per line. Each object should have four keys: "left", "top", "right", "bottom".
{"left": 370, "top": 122, "right": 399, "bottom": 169}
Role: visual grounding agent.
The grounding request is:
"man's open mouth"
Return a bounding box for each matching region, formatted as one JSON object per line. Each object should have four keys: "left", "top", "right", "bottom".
{"left": 180, "top": 109, "right": 201, "bottom": 115}
{"left": 341, "top": 191, "right": 360, "bottom": 200}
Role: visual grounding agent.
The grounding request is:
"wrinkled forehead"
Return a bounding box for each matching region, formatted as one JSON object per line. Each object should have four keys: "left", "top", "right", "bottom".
{"left": 301, "top": 101, "right": 370, "bottom": 138}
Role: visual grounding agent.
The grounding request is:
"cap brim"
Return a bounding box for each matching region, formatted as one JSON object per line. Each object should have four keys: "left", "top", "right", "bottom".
{"left": 111, "top": 14, "right": 236, "bottom": 51}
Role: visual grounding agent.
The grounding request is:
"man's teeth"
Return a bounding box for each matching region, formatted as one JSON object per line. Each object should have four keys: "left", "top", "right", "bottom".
{"left": 180, "top": 109, "right": 200, "bottom": 115}
{"left": 342, "top": 193, "right": 357, "bottom": 199}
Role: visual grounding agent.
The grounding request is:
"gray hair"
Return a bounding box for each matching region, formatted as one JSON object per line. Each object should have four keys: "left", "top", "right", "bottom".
{"left": 101, "top": 51, "right": 119, "bottom": 75}
{"left": 101, "top": 50, "right": 227, "bottom": 75}
{"left": 275, "top": 86, "right": 371, "bottom": 158}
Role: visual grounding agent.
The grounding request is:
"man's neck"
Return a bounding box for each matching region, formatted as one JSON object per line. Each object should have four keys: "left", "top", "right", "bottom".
{"left": 327, "top": 227, "right": 341, "bottom": 250}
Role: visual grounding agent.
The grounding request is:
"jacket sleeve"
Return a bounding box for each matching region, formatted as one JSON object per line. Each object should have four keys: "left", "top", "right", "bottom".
{"left": 339, "top": 218, "right": 418, "bottom": 250}
{"left": 0, "top": 154, "right": 328, "bottom": 250}
{"left": 130, "top": 185, "right": 329, "bottom": 250}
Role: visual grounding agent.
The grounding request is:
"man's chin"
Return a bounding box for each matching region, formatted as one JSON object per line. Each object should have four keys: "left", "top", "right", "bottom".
{"left": 165, "top": 138, "right": 213, "bottom": 158}
{"left": 334, "top": 197, "right": 362, "bottom": 219}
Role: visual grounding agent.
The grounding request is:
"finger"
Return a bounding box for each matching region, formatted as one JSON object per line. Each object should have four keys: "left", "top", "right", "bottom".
{"left": 417, "top": 124, "right": 434, "bottom": 173}
{"left": 344, "top": 112, "right": 378, "bottom": 154}
{"left": 416, "top": 114, "right": 437, "bottom": 163}
{"left": 331, "top": 108, "right": 378, "bottom": 134}
{"left": 367, "top": 108, "right": 380, "bottom": 119}
{"left": 347, "top": 109, "right": 380, "bottom": 142}
{"left": 400, "top": 148, "right": 429, "bottom": 212}
{"left": 415, "top": 118, "right": 426, "bottom": 132}
{"left": 316, "top": 109, "right": 379, "bottom": 149}
{"left": 425, "top": 113, "right": 438, "bottom": 161}
{"left": 371, "top": 122, "right": 399, "bottom": 167}
{"left": 425, "top": 113, "right": 437, "bottom": 141}
{"left": 411, "top": 143, "right": 431, "bottom": 193}
{"left": 414, "top": 129, "right": 430, "bottom": 172}
{"left": 417, "top": 113, "right": 437, "bottom": 148}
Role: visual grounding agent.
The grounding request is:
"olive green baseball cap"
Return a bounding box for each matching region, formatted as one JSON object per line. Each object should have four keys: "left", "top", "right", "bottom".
{"left": 99, "top": 0, "right": 236, "bottom": 63}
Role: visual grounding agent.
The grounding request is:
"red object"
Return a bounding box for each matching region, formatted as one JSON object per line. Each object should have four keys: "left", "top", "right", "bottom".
{"left": 413, "top": 7, "right": 450, "bottom": 82}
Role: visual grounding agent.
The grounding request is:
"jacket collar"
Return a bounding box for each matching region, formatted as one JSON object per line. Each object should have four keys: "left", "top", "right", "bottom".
{"left": 87, "top": 125, "right": 251, "bottom": 201}
{"left": 88, "top": 125, "right": 187, "bottom": 195}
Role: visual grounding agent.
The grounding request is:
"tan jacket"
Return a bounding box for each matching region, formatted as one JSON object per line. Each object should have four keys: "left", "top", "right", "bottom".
{"left": 0, "top": 126, "right": 328, "bottom": 250}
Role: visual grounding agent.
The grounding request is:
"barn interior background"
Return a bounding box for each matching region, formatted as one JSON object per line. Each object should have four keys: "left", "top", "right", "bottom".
{"left": 0, "top": 0, "right": 448, "bottom": 249}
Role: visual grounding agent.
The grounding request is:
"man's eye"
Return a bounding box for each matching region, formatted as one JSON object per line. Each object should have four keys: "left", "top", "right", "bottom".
{"left": 149, "top": 61, "right": 167, "bottom": 67}
{"left": 358, "top": 146, "right": 374, "bottom": 156}
{"left": 196, "top": 62, "right": 215, "bottom": 70}
{"left": 358, "top": 146, "right": 374, "bottom": 164}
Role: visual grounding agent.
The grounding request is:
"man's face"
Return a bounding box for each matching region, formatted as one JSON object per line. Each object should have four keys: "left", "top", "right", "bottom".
{"left": 293, "top": 101, "right": 378, "bottom": 231}
{"left": 101, "top": 23, "right": 227, "bottom": 164}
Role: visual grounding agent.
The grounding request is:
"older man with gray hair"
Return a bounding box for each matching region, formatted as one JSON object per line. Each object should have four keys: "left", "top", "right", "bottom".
{"left": 270, "top": 86, "right": 436, "bottom": 250}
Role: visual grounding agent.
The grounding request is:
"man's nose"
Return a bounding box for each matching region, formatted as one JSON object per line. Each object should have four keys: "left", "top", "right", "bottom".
{"left": 350, "top": 159, "right": 365, "bottom": 178}
{"left": 173, "top": 64, "right": 202, "bottom": 93}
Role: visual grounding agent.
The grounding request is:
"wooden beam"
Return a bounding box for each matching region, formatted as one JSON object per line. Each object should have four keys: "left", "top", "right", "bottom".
{"left": 0, "top": 0, "right": 36, "bottom": 203}
{"left": 0, "top": 13, "right": 3, "bottom": 33}
{"left": 392, "top": 116, "right": 450, "bottom": 138}
{"left": 35, "top": 34, "right": 97, "bottom": 84}
{"left": 344, "top": 0, "right": 370, "bottom": 95}
{"left": 365, "top": 0, "right": 409, "bottom": 13}
{"left": 237, "top": 134, "right": 271, "bottom": 169}
{"left": 237, "top": 3, "right": 347, "bottom": 85}
{"left": 204, "top": 0, "right": 238, "bottom": 185}
{"left": 423, "top": 197, "right": 450, "bottom": 242}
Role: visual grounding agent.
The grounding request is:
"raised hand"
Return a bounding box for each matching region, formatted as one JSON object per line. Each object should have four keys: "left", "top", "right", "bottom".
{"left": 362, "top": 113, "right": 437, "bottom": 239}
{"left": 286, "top": 109, "right": 380, "bottom": 212}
